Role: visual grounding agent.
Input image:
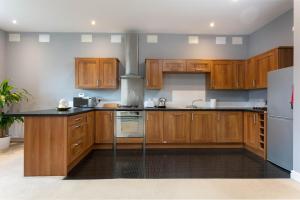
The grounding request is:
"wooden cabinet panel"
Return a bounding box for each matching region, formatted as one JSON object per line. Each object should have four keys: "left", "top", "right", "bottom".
{"left": 75, "top": 58, "right": 119, "bottom": 89}
{"left": 191, "top": 111, "right": 217, "bottom": 143}
{"left": 234, "top": 61, "right": 245, "bottom": 89}
{"left": 145, "top": 59, "right": 163, "bottom": 89}
{"left": 95, "top": 111, "right": 114, "bottom": 143}
{"left": 75, "top": 58, "right": 100, "bottom": 89}
{"left": 216, "top": 112, "right": 243, "bottom": 143}
{"left": 100, "top": 58, "right": 119, "bottom": 89}
{"left": 256, "top": 51, "right": 275, "bottom": 88}
{"left": 245, "top": 58, "right": 256, "bottom": 89}
{"left": 210, "top": 60, "right": 238, "bottom": 89}
{"left": 163, "top": 59, "right": 186, "bottom": 72}
{"left": 86, "top": 111, "right": 95, "bottom": 148}
{"left": 244, "top": 112, "right": 259, "bottom": 149}
{"left": 186, "top": 60, "right": 211, "bottom": 73}
{"left": 145, "top": 111, "right": 164, "bottom": 144}
{"left": 163, "top": 111, "right": 191, "bottom": 143}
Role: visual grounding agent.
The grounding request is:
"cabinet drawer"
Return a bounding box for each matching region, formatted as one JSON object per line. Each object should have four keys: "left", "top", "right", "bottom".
{"left": 68, "top": 123, "right": 87, "bottom": 143}
{"left": 186, "top": 60, "right": 211, "bottom": 72}
{"left": 68, "top": 137, "right": 85, "bottom": 163}
{"left": 68, "top": 114, "right": 87, "bottom": 126}
{"left": 163, "top": 60, "right": 186, "bottom": 72}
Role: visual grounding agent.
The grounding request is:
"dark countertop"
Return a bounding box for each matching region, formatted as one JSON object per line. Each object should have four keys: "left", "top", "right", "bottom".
{"left": 5, "top": 106, "right": 266, "bottom": 117}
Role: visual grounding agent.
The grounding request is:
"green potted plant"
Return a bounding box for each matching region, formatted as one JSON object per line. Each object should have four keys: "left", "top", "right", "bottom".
{"left": 0, "top": 80, "right": 29, "bottom": 150}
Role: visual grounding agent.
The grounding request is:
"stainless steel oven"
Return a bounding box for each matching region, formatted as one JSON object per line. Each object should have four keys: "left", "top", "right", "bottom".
{"left": 114, "top": 110, "right": 145, "bottom": 153}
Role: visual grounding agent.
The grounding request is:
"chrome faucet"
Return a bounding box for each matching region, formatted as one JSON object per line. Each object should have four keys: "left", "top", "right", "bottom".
{"left": 191, "top": 98, "right": 204, "bottom": 108}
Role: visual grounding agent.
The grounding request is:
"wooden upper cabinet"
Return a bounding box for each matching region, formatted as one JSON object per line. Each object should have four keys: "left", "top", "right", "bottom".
{"left": 75, "top": 58, "right": 100, "bottom": 89}
{"left": 191, "top": 111, "right": 217, "bottom": 143}
{"left": 244, "top": 112, "right": 259, "bottom": 149}
{"left": 75, "top": 58, "right": 119, "bottom": 89}
{"left": 216, "top": 112, "right": 243, "bottom": 143}
{"left": 162, "top": 59, "right": 186, "bottom": 72}
{"left": 145, "top": 59, "right": 163, "bottom": 89}
{"left": 210, "top": 60, "right": 238, "bottom": 89}
{"left": 95, "top": 111, "right": 114, "bottom": 144}
{"left": 186, "top": 60, "right": 211, "bottom": 73}
{"left": 163, "top": 111, "right": 191, "bottom": 143}
{"left": 145, "top": 111, "right": 164, "bottom": 144}
{"left": 234, "top": 61, "right": 245, "bottom": 89}
{"left": 99, "top": 58, "right": 119, "bottom": 89}
{"left": 245, "top": 58, "right": 257, "bottom": 89}
{"left": 255, "top": 51, "right": 275, "bottom": 88}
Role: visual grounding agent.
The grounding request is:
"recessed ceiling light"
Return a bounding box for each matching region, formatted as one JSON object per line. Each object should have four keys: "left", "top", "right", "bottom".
{"left": 91, "top": 20, "right": 96, "bottom": 26}
{"left": 210, "top": 22, "right": 215, "bottom": 28}
{"left": 12, "top": 20, "right": 17, "bottom": 24}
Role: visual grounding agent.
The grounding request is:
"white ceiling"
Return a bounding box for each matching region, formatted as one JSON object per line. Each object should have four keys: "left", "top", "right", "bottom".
{"left": 0, "top": 0, "right": 293, "bottom": 35}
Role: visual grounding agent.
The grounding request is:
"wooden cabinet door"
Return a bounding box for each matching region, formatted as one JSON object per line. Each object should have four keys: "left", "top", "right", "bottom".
{"left": 256, "top": 51, "right": 275, "bottom": 88}
{"left": 95, "top": 111, "right": 114, "bottom": 143}
{"left": 86, "top": 111, "right": 95, "bottom": 148}
{"left": 234, "top": 61, "right": 245, "bottom": 89}
{"left": 162, "top": 59, "right": 186, "bottom": 72}
{"left": 191, "top": 111, "right": 217, "bottom": 143}
{"left": 186, "top": 60, "right": 211, "bottom": 73}
{"left": 145, "top": 111, "right": 164, "bottom": 144}
{"left": 145, "top": 59, "right": 163, "bottom": 89}
{"left": 211, "top": 61, "right": 237, "bottom": 89}
{"left": 245, "top": 58, "right": 257, "bottom": 89}
{"left": 75, "top": 58, "right": 100, "bottom": 89}
{"left": 163, "top": 112, "right": 191, "bottom": 143}
{"left": 216, "top": 112, "right": 243, "bottom": 143}
{"left": 244, "top": 112, "right": 259, "bottom": 149}
{"left": 99, "top": 58, "right": 119, "bottom": 89}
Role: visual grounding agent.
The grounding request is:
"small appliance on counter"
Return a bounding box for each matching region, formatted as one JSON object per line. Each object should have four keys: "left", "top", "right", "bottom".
{"left": 57, "top": 98, "right": 71, "bottom": 111}
{"left": 73, "top": 97, "right": 100, "bottom": 108}
{"left": 157, "top": 97, "right": 167, "bottom": 108}
{"left": 144, "top": 99, "right": 155, "bottom": 108}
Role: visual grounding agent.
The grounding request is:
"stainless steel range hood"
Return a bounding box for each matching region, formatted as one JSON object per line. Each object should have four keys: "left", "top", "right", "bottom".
{"left": 121, "top": 33, "right": 142, "bottom": 79}
{"left": 120, "top": 33, "right": 144, "bottom": 107}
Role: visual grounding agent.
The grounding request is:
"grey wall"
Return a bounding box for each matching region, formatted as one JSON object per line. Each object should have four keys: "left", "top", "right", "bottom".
{"left": 5, "top": 32, "right": 250, "bottom": 111}
{"left": 293, "top": 0, "right": 300, "bottom": 175}
{"left": 0, "top": 30, "right": 5, "bottom": 81}
{"left": 248, "top": 9, "right": 293, "bottom": 57}
{"left": 248, "top": 9, "right": 294, "bottom": 101}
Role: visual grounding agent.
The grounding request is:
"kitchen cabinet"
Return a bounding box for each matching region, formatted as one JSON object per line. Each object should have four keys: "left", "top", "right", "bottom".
{"left": 99, "top": 58, "right": 119, "bottom": 89}
{"left": 186, "top": 60, "right": 211, "bottom": 73}
{"left": 86, "top": 111, "right": 95, "bottom": 148}
{"left": 75, "top": 58, "right": 100, "bottom": 89}
{"left": 95, "top": 111, "right": 114, "bottom": 143}
{"left": 145, "top": 59, "right": 163, "bottom": 89}
{"left": 162, "top": 59, "right": 186, "bottom": 72}
{"left": 245, "top": 47, "right": 293, "bottom": 89}
{"left": 234, "top": 60, "right": 245, "bottom": 89}
{"left": 244, "top": 112, "right": 259, "bottom": 149}
{"left": 75, "top": 58, "right": 119, "bottom": 89}
{"left": 191, "top": 111, "right": 217, "bottom": 143}
{"left": 209, "top": 60, "right": 240, "bottom": 89}
{"left": 216, "top": 112, "right": 243, "bottom": 143}
{"left": 163, "top": 111, "right": 191, "bottom": 143}
{"left": 145, "top": 111, "right": 164, "bottom": 144}
{"left": 244, "top": 112, "right": 267, "bottom": 158}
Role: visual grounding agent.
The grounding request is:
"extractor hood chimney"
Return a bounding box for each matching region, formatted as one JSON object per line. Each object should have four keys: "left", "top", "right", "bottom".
{"left": 121, "top": 33, "right": 142, "bottom": 79}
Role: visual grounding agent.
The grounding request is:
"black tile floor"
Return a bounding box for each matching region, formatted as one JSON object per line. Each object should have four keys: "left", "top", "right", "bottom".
{"left": 65, "top": 149, "right": 290, "bottom": 179}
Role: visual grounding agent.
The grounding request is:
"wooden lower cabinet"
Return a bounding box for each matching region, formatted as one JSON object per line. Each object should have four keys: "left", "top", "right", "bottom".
{"left": 163, "top": 111, "right": 191, "bottom": 143}
{"left": 244, "top": 112, "right": 259, "bottom": 149}
{"left": 216, "top": 112, "right": 243, "bottom": 143}
{"left": 190, "top": 111, "right": 217, "bottom": 143}
{"left": 145, "top": 111, "right": 164, "bottom": 144}
{"left": 95, "top": 111, "right": 114, "bottom": 143}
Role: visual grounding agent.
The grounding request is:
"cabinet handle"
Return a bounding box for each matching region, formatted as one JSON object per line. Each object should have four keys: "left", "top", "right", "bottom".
{"left": 110, "top": 112, "right": 113, "bottom": 120}
{"left": 72, "top": 140, "right": 82, "bottom": 148}
{"left": 253, "top": 114, "right": 256, "bottom": 125}
{"left": 146, "top": 80, "right": 149, "bottom": 86}
{"left": 192, "top": 113, "right": 194, "bottom": 121}
{"left": 146, "top": 113, "right": 149, "bottom": 121}
{"left": 96, "top": 80, "right": 99, "bottom": 87}
{"left": 74, "top": 125, "right": 81, "bottom": 129}
{"left": 163, "top": 141, "right": 167, "bottom": 144}
{"left": 74, "top": 118, "right": 81, "bottom": 121}
{"left": 218, "top": 113, "right": 220, "bottom": 121}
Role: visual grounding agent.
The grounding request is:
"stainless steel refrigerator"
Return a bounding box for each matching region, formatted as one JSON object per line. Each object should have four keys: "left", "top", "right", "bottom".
{"left": 267, "top": 66, "right": 293, "bottom": 171}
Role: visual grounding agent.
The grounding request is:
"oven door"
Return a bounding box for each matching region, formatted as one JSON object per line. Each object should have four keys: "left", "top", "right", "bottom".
{"left": 115, "top": 111, "right": 144, "bottom": 138}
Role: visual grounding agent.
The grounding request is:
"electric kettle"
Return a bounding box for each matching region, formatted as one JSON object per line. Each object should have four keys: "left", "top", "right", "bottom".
{"left": 158, "top": 97, "right": 167, "bottom": 108}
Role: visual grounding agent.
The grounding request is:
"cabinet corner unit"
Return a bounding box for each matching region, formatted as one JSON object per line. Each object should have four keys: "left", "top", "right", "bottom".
{"left": 75, "top": 57, "right": 119, "bottom": 89}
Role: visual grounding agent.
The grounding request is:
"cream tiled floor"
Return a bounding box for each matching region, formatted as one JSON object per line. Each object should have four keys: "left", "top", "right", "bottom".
{"left": 1, "top": 144, "right": 300, "bottom": 200}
